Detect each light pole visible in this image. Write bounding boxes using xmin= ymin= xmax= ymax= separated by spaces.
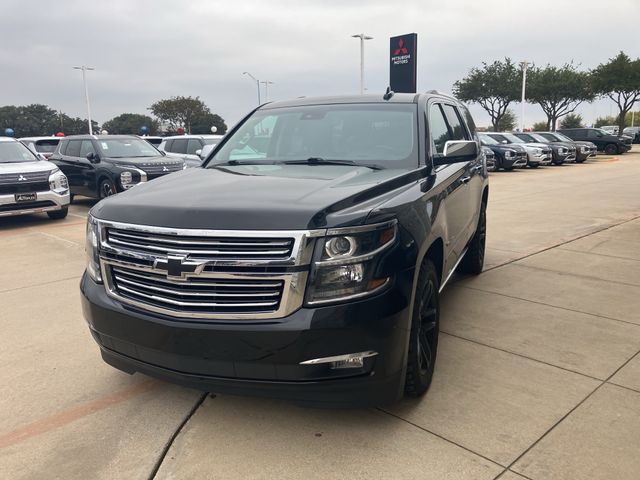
xmin=73 ymin=65 xmax=95 ymax=135
xmin=260 ymin=80 xmax=274 ymax=102
xmin=519 ymin=61 xmax=529 ymax=132
xmin=352 ymin=33 xmax=373 ymax=95
xmin=243 ymin=72 xmax=261 ymax=105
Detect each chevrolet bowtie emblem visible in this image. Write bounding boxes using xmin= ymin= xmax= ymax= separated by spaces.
xmin=153 ymin=255 xmax=206 ymax=279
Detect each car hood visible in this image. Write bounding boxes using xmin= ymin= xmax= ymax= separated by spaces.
xmin=518 ymin=142 xmax=549 ymax=149
xmin=0 ymin=160 xmax=57 ymax=174
xmin=91 ymin=164 xmax=420 ymax=230
xmin=484 ymin=144 xmax=521 ymax=153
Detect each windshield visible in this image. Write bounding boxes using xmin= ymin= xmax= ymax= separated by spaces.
xmin=538 ymin=133 xmax=561 ymax=142
xmin=203 ymin=139 xmax=219 ymax=145
xmin=529 ymin=133 xmax=549 ymax=143
xmin=596 ymin=129 xmax=612 ymax=136
xmin=478 ymin=133 xmax=499 ymax=145
xmin=96 ymin=138 xmax=160 ymax=157
xmin=501 ymin=133 xmax=525 ymax=143
xmin=0 ymin=141 xmax=39 ymax=163
xmin=209 ymin=104 xmax=418 ymax=169
xmin=514 ymin=133 xmax=535 ymax=142
xmin=553 ymin=132 xmax=573 ymax=142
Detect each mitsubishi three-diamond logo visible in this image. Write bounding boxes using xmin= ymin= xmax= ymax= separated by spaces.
xmin=153 ymin=255 xmax=205 ymax=279
xmin=18 ymin=174 xmax=27 ymax=181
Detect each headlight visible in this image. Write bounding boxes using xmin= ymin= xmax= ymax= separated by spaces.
xmin=504 ymin=150 xmax=514 ymax=158
xmin=120 ymin=171 xmax=134 ymax=189
xmin=85 ymin=216 xmax=102 ymax=283
xmin=532 ymin=148 xmax=542 ymax=155
xmin=559 ymin=147 xmax=567 ymax=154
xmin=48 ymin=168 xmax=68 ymax=193
xmin=580 ymin=146 xmax=588 ymax=153
xmin=305 ymin=221 xmax=397 ymax=304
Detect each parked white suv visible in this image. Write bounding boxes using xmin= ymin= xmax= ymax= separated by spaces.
xmin=158 ymin=134 xmax=224 ymax=167
xmin=0 ymin=137 xmax=70 ymax=219
xmin=19 ymin=136 xmax=61 ymax=159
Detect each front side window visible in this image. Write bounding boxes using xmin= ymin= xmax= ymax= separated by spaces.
xmin=429 ymin=104 xmax=451 ymax=154
xmin=80 ymin=140 xmax=96 ymax=157
xmin=442 ymin=104 xmax=469 ymax=141
xmin=209 ymin=104 xmax=418 ymax=169
xmin=187 ymin=139 xmax=203 ymax=155
xmin=171 ymin=139 xmax=188 ymax=154
xmin=0 ymin=141 xmax=39 ymax=163
xmin=96 ymin=138 xmax=160 ymax=158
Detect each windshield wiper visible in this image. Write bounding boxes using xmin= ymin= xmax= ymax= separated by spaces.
xmin=211 ymin=160 xmax=276 ymax=167
xmin=281 ymin=158 xmax=382 ymax=170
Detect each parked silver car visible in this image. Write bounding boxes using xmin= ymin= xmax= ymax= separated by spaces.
xmin=19 ymin=136 xmax=61 ymax=159
xmin=485 ymin=132 xmax=552 ymax=168
xmin=0 ymin=137 xmax=70 ymax=219
xmin=158 ymin=134 xmax=224 ymax=167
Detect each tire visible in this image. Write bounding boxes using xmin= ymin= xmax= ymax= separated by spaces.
xmin=458 ymin=201 xmax=487 ymax=275
xmin=47 ymin=207 xmax=68 ymax=220
xmin=99 ymin=178 xmax=117 ymax=199
xmin=604 ymin=143 xmax=618 ymax=155
xmin=404 ymin=260 xmax=440 ymax=397
xmin=69 ymin=194 xmax=75 ymax=204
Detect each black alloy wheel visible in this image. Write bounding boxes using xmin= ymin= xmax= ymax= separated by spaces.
xmin=458 ymin=201 xmax=486 ymax=275
xmin=99 ymin=179 xmax=117 ymax=199
xmin=405 ymin=260 xmax=440 ymax=397
xmin=604 ymin=143 xmax=618 ymax=155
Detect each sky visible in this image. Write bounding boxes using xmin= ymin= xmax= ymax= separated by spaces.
xmin=2 ymin=0 xmax=639 ymax=130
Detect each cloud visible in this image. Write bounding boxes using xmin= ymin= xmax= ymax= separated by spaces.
xmin=2 ymin=0 xmax=639 ymax=128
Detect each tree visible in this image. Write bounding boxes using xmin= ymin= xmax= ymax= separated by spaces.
xmin=453 ymin=58 xmax=521 ymax=131
xmin=594 ymin=116 xmax=617 ymax=128
xmin=102 ymin=113 xmax=159 ymax=135
xmin=0 ymin=104 xmax=60 ymax=136
xmin=526 ymin=63 xmax=594 ymax=131
xmin=190 ymin=112 xmax=228 ymax=135
xmin=560 ymin=113 xmax=584 ymax=129
xmin=149 ymin=96 xmax=209 ymax=134
xmin=591 ymin=52 xmax=640 ymax=137
xmin=532 ymin=121 xmax=548 ymax=131
xmin=494 ymin=110 xmax=517 ymax=131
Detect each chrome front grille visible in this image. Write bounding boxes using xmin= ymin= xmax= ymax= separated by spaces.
xmin=138 ymin=162 xmax=183 ymax=178
xmin=98 ymin=220 xmax=321 ymax=320
xmin=110 ymin=265 xmax=284 ymax=315
xmin=0 ymin=171 xmax=50 ymax=184
xmin=106 ymin=227 xmax=295 ymax=262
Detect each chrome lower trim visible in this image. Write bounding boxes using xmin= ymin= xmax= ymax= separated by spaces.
xmin=0 ymin=190 xmax=70 ymax=217
xmin=300 ymin=350 xmax=378 ymax=365
xmin=440 ymin=248 xmax=468 ymax=293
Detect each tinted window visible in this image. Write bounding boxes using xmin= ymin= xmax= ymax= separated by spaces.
xmin=34 ymin=139 xmax=59 ymax=153
xmin=80 ymin=140 xmax=96 ymax=157
xmin=587 ymin=130 xmax=600 ymax=139
xmin=187 ymin=139 xmax=203 ymax=155
xmin=96 ymin=138 xmax=159 ymax=157
xmin=66 ymin=140 xmax=82 ymax=157
xmin=538 ymin=133 xmax=558 ymax=142
xmin=460 ymin=105 xmax=477 ymax=135
xmin=488 ymin=133 xmax=508 ymax=143
xmin=429 ymin=104 xmax=451 ymax=154
xmin=442 ymin=105 xmax=469 ymax=140
xmin=171 ymin=139 xmax=188 ymax=154
xmin=161 ymin=139 xmax=172 ymax=151
xmin=57 ymin=140 xmax=68 ymax=155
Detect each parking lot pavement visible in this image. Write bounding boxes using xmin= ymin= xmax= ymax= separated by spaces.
xmin=1 ymin=148 xmax=640 ymax=479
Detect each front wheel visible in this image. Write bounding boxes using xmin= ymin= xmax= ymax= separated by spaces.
xmin=47 ymin=207 xmax=68 ymax=220
xmin=404 ymin=260 xmax=440 ymax=397
xmin=458 ymin=201 xmax=487 ymax=275
xmin=99 ymin=178 xmax=117 ymax=199
xmin=604 ymin=143 xmax=618 ymax=155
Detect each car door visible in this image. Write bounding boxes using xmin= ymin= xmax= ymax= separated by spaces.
xmin=427 ymin=102 xmax=472 ymax=271
xmin=586 ymin=129 xmax=603 ymax=149
xmin=78 ymin=140 xmax=99 ymax=196
xmin=58 ymin=140 xmax=84 ymax=192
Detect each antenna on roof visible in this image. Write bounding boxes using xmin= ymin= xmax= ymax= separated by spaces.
xmin=383 ymin=87 xmax=394 ymax=101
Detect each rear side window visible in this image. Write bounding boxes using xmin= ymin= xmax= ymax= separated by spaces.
xmin=187 ymin=138 xmax=203 ymax=155
xmin=171 ymin=139 xmax=188 ymax=154
xmin=429 ymin=104 xmax=451 ymax=154
xmin=162 ymin=139 xmax=172 ymax=151
xmin=66 ymin=140 xmax=82 ymax=157
xmin=460 ymin=105 xmax=477 ymax=135
xmin=586 ymin=130 xmax=599 ymax=139
xmin=57 ymin=140 xmax=68 ymax=155
xmin=442 ymin=104 xmax=469 ymax=140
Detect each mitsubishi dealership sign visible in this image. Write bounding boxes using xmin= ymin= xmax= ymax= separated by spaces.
xmin=389 ymin=33 xmax=417 ymax=93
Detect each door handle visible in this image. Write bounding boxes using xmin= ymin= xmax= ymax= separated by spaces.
xmin=460 ymin=176 xmax=471 ymax=184
xmin=472 ymin=165 xmax=483 ymax=172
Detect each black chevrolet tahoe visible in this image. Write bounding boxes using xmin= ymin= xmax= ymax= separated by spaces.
xmin=81 ymin=93 xmax=489 ymax=406
xmin=558 ymin=128 xmax=632 ymax=155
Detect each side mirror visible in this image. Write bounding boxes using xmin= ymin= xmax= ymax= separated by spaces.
xmin=86 ymin=152 xmax=100 ymax=163
xmin=501 ymin=140 xmax=508 ymax=144
xmin=434 ymin=140 xmax=478 ymax=166
xmin=199 ymin=144 xmax=216 ymax=160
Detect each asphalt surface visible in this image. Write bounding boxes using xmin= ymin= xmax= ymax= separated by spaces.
xmin=1 ymin=149 xmax=639 ymax=479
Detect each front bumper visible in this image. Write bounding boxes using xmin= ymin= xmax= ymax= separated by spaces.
xmin=0 ymin=189 xmax=70 ymax=218
xmin=528 ymin=153 xmax=553 ymax=166
xmin=81 ymin=268 xmax=414 ymax=406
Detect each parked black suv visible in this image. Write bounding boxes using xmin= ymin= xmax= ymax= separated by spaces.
xmin=513 ymin=132 xmax=575 ymax=165
xmin=478 ymin=133 xmax=528 ymax=170
xmin=558 ymin=128 xmax=632 ymax=155
xmin=50 ymin=135 xmax=184 ymax=199
xmin=81 ymin=93 xmax=489 ymax=406
xmin=535 ymin=131 xmax=597 ymax=163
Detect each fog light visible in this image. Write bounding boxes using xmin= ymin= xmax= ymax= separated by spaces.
xmin=300 ymin=351 xmax=378 ymax=369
